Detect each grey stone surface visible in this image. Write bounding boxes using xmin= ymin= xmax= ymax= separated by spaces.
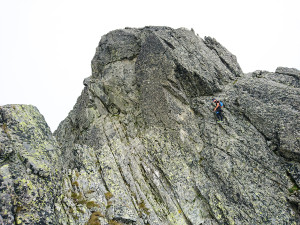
xmin=0 ymin=105 xmax=63 ymax=224
xmin=1 ymin=26 xmax=300 ymax=224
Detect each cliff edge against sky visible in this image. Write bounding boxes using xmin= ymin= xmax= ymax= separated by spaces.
xmin=1 ymin=26 xmax=300 ymax=225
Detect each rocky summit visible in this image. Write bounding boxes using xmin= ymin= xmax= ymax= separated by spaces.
xmin=1 ymin=26 xmax=300 ymax=225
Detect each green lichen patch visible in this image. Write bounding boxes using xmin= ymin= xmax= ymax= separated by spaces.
xmin=73 ymin=215 xmax=79 ymax=220
xmin=104 ymin=191 xmax=113 ymax=200
xmin=2 ymin=123 xmax=11 ymax=138
xmin=71 ymin=192 xmax=87 ymax=204
xmin=72 ymin=181 xmax=79 ymax=187
xmin=86 ymin=201 xmax=100 ymax=209
xmin=2 ymin=123 xmax=8 ymax=134
xmin=138 ymin=200 xmax=150 ymax=215
xmin=16 ymin=206 xmax=23 ymax=213
xmin=87 ymin=190 xmax=96 ymax=194
xmin=87 ymin=211 xmax=104 ymax=225
xmin=288 ymin=184 xmax=299 ymax=194
xmin=77 ymin=207 xmax=85 ymax=214
xmin=106 ymin=201 xmax=113 ymax=209
xmin=108 ymin=220 xmax=123 ymax=225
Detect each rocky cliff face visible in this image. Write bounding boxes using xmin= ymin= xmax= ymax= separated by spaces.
xmin=0 ymin=105 xmax=63 ymax=224
xmin=1 ymin=26 xmax=300 ymax=225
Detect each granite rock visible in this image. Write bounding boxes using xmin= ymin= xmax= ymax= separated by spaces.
xmin=1 ymin=26 xmax=299 ymax=225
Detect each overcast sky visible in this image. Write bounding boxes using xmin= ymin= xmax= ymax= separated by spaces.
xmin=1 ymin=0 xmax=299 ymax=132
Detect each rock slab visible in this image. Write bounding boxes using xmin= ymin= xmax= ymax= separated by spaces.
xmin=1 ymin=26 xmax=300 ymax=224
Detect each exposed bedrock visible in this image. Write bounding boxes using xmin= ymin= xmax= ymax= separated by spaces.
xmin=1 ymin=26 xmax=299 ymax=224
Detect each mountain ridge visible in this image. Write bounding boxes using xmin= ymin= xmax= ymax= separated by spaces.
xmin=1 ymin=26 xmax=300 ymax=225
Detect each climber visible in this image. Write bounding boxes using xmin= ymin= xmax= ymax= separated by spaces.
xmin=212 ymin=98 xmax=223 ymax=122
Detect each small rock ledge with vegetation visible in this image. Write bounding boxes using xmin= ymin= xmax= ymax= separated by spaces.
xmin=1 ymin=26 xmax=300 ymax=225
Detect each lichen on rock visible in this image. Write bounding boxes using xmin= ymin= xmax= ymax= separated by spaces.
xmin=1 ymin=26 xmax=300 ymax=224
xmin=0 ymin=105 xmax=63 ymax=224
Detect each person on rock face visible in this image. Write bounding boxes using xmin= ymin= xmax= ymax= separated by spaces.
xmin=212 ymin=98 xmax=223 ymax=122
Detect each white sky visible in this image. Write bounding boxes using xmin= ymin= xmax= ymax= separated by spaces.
xmin=1 ymin=0 xmax=299 ymax=132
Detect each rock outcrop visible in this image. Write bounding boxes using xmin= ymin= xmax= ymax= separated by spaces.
xmin=0 ymin=105 xmax=63 ymax=224
xmin=1 ymin=26 xmax=299 ymax=225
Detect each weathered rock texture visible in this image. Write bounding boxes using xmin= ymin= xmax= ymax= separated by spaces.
xmin=1 ymin=26 xmax=300 ymax=225
xmin=0 ymin=105 xmax=63 ymax=224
